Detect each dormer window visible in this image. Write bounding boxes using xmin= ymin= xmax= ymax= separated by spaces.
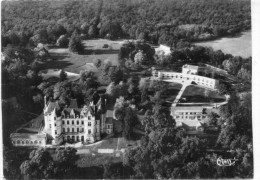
xmin=54 ymin=117 xmax=56 ymax=120
xmin=70 ymin=115 xmax=74 ymax=118
xmin=88 ymin=116 xmax=91 ymax=120
xmin=80 ymin=115 xmax=84 ymax=118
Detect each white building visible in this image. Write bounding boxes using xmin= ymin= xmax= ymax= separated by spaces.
xmin=10 ymin=115 xmax=47 ymax=147
xmin=11 ymin=97 xmax=114 ymax=147
xmin=153 ymin=64 xmax=219 ymax=89
xmin=171 ymin=106 xmax=207 ymax=133
xmin=155 ymin=44 xmax=171 ymax=56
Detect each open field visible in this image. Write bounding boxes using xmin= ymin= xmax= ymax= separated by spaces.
xmin=180 ymin=85 xmax=226 ymax=103
xmin=44 ymin=39 xmax=126 ymax=74
xmin=194 ymin=30 xmax=251 ymax=58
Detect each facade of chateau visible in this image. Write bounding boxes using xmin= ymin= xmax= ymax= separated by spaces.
xmin=10 ymin=97 xmax=113 ymax=147
xmin=153 ymin=64 xmax=219 ymax=90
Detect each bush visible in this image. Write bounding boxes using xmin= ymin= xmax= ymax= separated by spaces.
xmin=103 ymin=44 xmax=109 ymax=48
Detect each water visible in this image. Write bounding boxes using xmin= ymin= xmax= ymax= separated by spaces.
xmin=194 ymin=31 xmax=252 ymax=58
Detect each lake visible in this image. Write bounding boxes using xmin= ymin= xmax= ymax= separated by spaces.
xmin=194 ymin=31 xmax=251 ymax=58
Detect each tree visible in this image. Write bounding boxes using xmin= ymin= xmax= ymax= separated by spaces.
xmin=109 ymin=67 xmax=124 ymax=84
xmin=114 ymin=97 xmax=137 ymax=139
xmin=59 ymin=69 xmax=67 ymax=81
xmin=56 ymin=35 xmax=69 ymax=48
xmin=99 ymin=21 xmax=123 ymax=39
xmin=93 ymin=58 xmax=102 ymax=68
xmin=8 ymin=32 xmax=20 ymax=46
xmin=88 ymin=24 xmax=98 ymax=38
xmin=79 ymin=70 xmax=99 ymax=90
xmin=69 ymin=30 xmax=84 ymax=53
xmin=207 ymin=112 xmax=219 ymax=126
xmin=20 ymin=148 xmax=55 ymax=179
xmin=103 ymin=162 xmax=129 ymax=179
xmin=134 ymin=50 xmax=147 ymax=65
xmin=54 ymin=147 xmax=79 ymax=178
xmin=124 ymin=127 xmax=207 ymax=179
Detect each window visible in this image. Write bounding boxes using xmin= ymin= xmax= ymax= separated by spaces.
xmin=77 ymin=136 xmax=79 ymax=141
xmin=54 ymin=117 xmax=56 ymax=120
xmin=82 ymin=128 xmax=84 ymax=132
xmin=72 ymin=128 xmax=74 ymax=132
xmin=88 ymin=122 xmax=91 ymax=126
xmin=67 ymin=128 xmax=70 ymax=132
xmin=82 ymin=121 xmax=84 ymax=125
xmin=63 ymin=121 xmax=65 ymax=125
xmin=55 ymin=130 xmax=57 ymax=135
xmin=34 ymin=140 xmax=38 ymax=144
xmin=88 ymin=130 xmax=91 ymax=134
xmin=81 ymin=136 xmax=84 ymax=141
xmin=77 ymin=121 xmax=79 ymax=125
xmin=72 ymin=121 xmax=74 ymax=125
xmin=63 ymin=128 xmax=65 ymax=132
xmin=55 ymin=123 xmax=56 ymax=127
xmin=80 ymin=115 xmax=84 ymax=118
xmin=186 ymin=112 xmax=188 ymax=115
xmin=70 ymin=115 xmax=74 ymax=118
xmin=88 ymin=116 xmax=91 ymax=120
xmin=49 ymin=124 xmax=51 ymax=128
xmin=67 ymin=121 xmax=69 ymax=125
xmin=77 ymin=128 xmax=79 ymax=132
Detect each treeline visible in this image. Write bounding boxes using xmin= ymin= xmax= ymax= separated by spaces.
xmin=1 ymin=0 xmax=251 ymax=47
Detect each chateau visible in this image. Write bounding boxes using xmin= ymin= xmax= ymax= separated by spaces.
xmin=10 ymin=97 xmax=113 ymax=147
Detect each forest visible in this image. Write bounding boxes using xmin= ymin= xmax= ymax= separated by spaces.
xmin=1 ymin=0 xmax=251 ymax=47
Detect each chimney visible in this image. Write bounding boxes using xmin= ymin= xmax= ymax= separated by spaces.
xmin=44 ymin=96 xmax=47 ymax=106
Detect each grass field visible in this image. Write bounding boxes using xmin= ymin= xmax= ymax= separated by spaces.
xmin=44 ymin=39 xmax=126 ymax=74
xmin=180 ymin=85 xmax=225 ymax=103
xmin=194 ymin=30 xmax=251 ymax=58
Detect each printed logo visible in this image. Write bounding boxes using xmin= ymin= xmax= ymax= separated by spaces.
xmin=217 ymin=157 xmax=238 ymax=166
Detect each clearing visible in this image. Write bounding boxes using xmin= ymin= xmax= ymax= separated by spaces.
xmin=44 ymin=39 xmax=128 ymax=74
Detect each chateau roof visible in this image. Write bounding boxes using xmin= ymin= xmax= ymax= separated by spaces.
xmin=46 ymin=100 xmax=60 ymax=114
xmin=69 ymin=99 xmax=78 ymax=108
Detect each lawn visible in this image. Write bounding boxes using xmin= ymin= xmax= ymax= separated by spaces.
xmin=180 ymin=85 xmax=225 ymax=103
xmin=43 ymin=39 xmax=126 ymax=74
xmin=161 ymin=82 xmax=183 ymax=102
xmin=77 ymin=153 xmax=122 ymax=168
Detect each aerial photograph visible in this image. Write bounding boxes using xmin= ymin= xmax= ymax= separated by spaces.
xmin=1 ymin=0 xmax=253 ymax=179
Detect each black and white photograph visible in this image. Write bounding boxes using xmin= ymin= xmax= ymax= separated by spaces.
xmin=1 ymin=0 xmax=259 ymax=179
